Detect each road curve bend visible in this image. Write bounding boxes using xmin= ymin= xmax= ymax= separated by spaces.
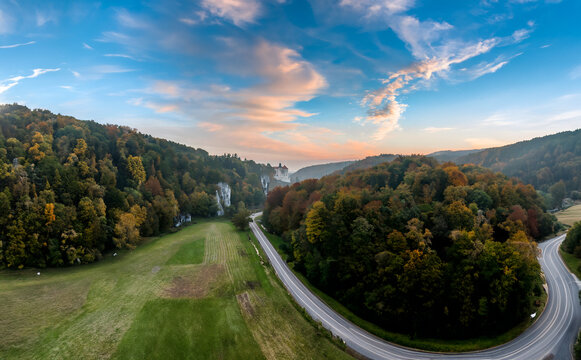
xmin=250 ymin=213 xmax=581 ymax=360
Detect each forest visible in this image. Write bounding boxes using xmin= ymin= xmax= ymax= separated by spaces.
xmin=262 ymin=156 xmax=557 ymax=338
xmin=0 ymin=104 xmax=269 ymax=269
xmin=456 ymin=129 xmax=581 ymax=208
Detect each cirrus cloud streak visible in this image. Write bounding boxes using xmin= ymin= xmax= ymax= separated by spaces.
xmin=0 ymin=68 xmax=60 ymax=94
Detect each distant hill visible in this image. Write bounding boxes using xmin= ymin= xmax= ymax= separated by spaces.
xmin=456 ymin=129 xmax=581 ymax=207
xmin=291 ymin=160 xmax=354 ymax=182
xmin=333 ymin=154 xmax=397 ymax=175
xmin=293 ymin=151 xmax=481 ymax=181
xmin=427 ymin=149 xmax=482 ymax=163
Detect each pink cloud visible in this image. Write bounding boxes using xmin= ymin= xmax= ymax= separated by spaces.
xmin=129 ymin=40 xmax=372 ymax=163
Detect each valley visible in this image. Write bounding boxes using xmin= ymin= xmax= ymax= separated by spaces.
xmin=0 ymin=220 xmax=349 ymax=360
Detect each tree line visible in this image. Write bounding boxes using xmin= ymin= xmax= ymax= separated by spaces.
xmin=0 ymin=104 xmax=269 ymax=269
xmin=262 ymin=156 xmax=557 ymax=338
xmin=456 ymin=128 xmax=581 ymax=208
xmin=562 ymin=222 xmax=581 ymax=264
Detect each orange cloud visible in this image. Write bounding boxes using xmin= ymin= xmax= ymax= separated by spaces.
xmin=129 ymin=40 xmax=374 ymax=164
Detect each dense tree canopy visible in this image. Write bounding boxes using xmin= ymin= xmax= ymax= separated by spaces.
xmin=456 ymin=129 xmax=581 ymax=208
xmin=563 ymin=221 xmax=581 ymax=258
xmin=0 ymin=104 xmax=269 ymax=269
xmin=263 ymin=156 xmax=556 ymax=338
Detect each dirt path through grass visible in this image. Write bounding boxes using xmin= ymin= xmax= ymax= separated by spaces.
xmin=0 ymin=220 xmax=350 ymax=360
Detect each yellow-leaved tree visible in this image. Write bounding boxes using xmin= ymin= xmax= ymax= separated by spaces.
xmin=305 ymin=201 xmax=329 ymax=244
xmin=113 ymin=205 xmax=147 ymax=249
xmin=127 ymin=155 xmax=146 ymax=185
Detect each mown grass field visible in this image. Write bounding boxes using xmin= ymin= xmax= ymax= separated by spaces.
xmin=555 ymin=204 xmax=581 ymax=227
xmin=0 ymin=219 xmax=350 ymax=360
xmin=559 ymin=248 xmax=581 ymax=279
xmin=258 ymin=221 xmax=548 ymax=352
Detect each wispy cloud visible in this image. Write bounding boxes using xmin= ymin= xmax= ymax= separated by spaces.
xmin=547 ymin=110 xmax=581 ymax=122
xmin=423 ymin=127 xmax=454 ymax=133
xmin=482 ymin=113 xmax=516 ymax=126
xmin=126 ymin=40 xmax=374 ymax=161
xmin=97 ymin=31 xmax=133 ymax=46
xmin=0 ymin=9 xmax=14 ymax=34
xmin=570 ymin=65 xmax=581 ymax=80
xmin=338 ymin=0 xmax=414 ymax=16
xmin=138 ymin=40 xmax=326 ymax=125
xmin=115 ymin=9 xmax=152 ymax=30
xmin=511 ymin=28 xmax=532 ymax=42
xmin=201 ymin=0 xmax=261 ymax=26
xmin=465 ymin=137 xmax=507 ymax=148
xmin=35 ymin=9 xmax=57 ymax=27
xmin=0 ymin=68 xmax=60 ymax=94
xmin=339 ymin=0 xmax=536 ymax=140
xmin=70 ymin=65 xmax=135 ymax=80
xmin=83 ymin=42 xmax=93 ymax=50
xmin=179 ymin=11 xmax=207 ymax=26
xmin=104 ymin=53 xmax=138 ymax=61
xmin=360 ymin=37 xmax=501 ymax=140
xmin=180 ymin=17 xmax=197 ymax=25
xmin=389 ymin=15 xmax=454 ymax=59
xmin=476 ymin=91 xmax=581 ymax=133
xmin=0 ymin=41 xmax=36 ymax=49
xmin=92 ymin=65 xmax=135 ymax=74
xmin=465 ymin=52 xmax=523 ymax=80
xmin=469 ymin=60 xmax=508 ymax=79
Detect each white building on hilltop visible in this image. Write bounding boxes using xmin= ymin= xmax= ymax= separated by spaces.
xmin=274 ymin=163 xmax=290 ymax=183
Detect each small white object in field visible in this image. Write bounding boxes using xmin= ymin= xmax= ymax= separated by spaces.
xmin=113 ymin=253 xmax=117 ymax=256
xmin=531 ymin=312 xmax=537 ymax=318
xmin=37 ymin=272 xmax=40 ymax=276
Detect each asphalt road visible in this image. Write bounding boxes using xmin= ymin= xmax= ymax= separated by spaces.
xmin=250 ymin=213 xmax=581 ymax=360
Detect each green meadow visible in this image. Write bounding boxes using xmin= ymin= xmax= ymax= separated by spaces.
xmin=556 ymin=204 xmax=581 ymax=227
xmin=0 ymin=220 xmax=350 ymax=360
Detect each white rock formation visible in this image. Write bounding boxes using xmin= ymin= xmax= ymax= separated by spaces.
xmin=261 ymin=175 xmax=270 ymax=195
xmin=215 ymin=182 xmax=232 ymax=216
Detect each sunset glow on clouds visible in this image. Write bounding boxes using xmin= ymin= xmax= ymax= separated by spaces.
xmin=0 ymin=0 xmax=580 ymax=169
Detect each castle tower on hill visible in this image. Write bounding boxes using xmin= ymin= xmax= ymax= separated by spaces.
xmin=274 ymin=163 xmax=290 ymax=183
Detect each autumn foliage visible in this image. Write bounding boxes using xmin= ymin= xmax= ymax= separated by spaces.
xmin=263 ymin=156 xmax=556 ymax=338
xmin=0 ymin=105 xmax=268 ymax=268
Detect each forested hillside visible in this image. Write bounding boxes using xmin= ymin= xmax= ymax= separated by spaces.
xmin=291 ymin=160 xmax=354 ymax=182
xmin=0 ymin=104 xmax=268 ymax=269
xmin=332 ymin=154 xmax=397 ymax=175
xmin=456 ymin=129 xmax=581 ymax=207
xmin=263 ymin=156 xmax=556 ymax=338
xmin=427 ymin=149 xmax=482 ymax=163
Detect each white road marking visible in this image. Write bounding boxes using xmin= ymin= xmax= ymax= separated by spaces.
xmin=250 ymin=215 xmax=580 ymax=360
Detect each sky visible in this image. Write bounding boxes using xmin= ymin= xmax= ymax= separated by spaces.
xmin=0 ymin=0 xmax=580 ymax=171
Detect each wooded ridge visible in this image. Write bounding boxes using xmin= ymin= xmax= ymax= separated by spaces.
xmin=263 ymin=156 xmax=557 ymax=338
xmin=0 ymin=104 xmax=269 ymax=269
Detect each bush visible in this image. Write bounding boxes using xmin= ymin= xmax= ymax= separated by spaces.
xmin=575 ymin=328 xmax=581 ymax=359
xmin=563 ymin=222 xmax=581 ymax=255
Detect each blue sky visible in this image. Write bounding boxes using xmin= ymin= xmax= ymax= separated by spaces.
xmin=0 ymin=0 xmax=580 ymax=170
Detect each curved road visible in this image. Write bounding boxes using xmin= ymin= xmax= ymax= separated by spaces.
xmin=250 ymin=214 xmax=581 ymax=360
